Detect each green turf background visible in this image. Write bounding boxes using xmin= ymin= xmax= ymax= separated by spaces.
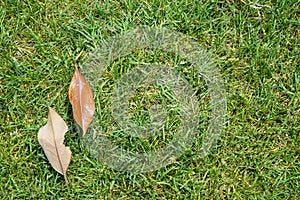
xmin=0 ymin=0 xmax=299 ymax=199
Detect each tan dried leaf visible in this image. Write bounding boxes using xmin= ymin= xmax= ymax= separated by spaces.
xmin=38 ymin=107 xmax=72 ymax=186
xmin=69 ymin=66 xmax=95 ymax=137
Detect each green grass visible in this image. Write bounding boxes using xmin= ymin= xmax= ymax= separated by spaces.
xmin=0 ymin=0 xmax=299 ymax=199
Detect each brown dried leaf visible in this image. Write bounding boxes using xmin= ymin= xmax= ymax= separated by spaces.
xmin=38 ymin=107 xmax=72 ymax=186
xmin=68 ymin=66 xmax=95 ymax=136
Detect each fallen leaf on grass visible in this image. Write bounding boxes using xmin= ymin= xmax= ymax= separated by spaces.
xmin=69 ymin=65 xmax=95 ymax=136
xmin=38 ymin=107 xmax=72 ymax=186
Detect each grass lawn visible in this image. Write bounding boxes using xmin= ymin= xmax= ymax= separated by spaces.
xmin=0 ymin=0 xmax=299 ymax=199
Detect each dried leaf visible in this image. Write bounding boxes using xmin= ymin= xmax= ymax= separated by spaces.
xmin=38 ymin=107 xmax=72 ymax=186
xmin=69 ymin=66 xmax=95 ymax=136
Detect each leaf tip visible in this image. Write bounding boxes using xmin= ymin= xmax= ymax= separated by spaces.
xmin=48 ymin=106 xmax=53 ymax=112
xmin=64 ymin=175 xmax=70 ymax=186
